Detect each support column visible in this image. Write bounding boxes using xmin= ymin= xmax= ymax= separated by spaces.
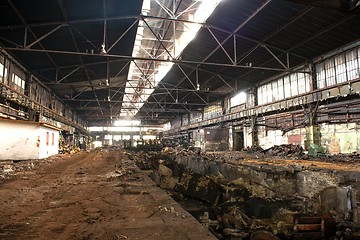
xmin=306 ymin=63 xmax=323 ymax=156
xmin=251 ymin=86 xmax=259 ymax=147
xmin=305 ymin=103 xmax=322 ymax=156
xmin=250 ymin=115 xmax=259 ymax=147
xmin=306 ymin=125 xmax=321 ymax=156
xmin=229 ymin=126 xmax=233 ymax=151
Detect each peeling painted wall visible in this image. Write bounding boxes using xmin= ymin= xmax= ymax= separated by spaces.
xmin=320 ymin=123 xmax=360 ymax=154
xmin=258 ymin=127 xmax=307 ymax=150
xmin=256 ymin=122 xmax=360 ymax=154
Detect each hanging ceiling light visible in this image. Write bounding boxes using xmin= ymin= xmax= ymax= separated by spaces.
xmin=101 ymin=43 xmax=106 ymax=54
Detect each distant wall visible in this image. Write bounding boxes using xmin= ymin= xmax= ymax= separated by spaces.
xmin=320 ymin=123 xmax=360 ymax=154
xmin=255 ymin=123 xmax=360 ymax=154
xmin=258 ymin=127 xmax=307 ymax=150
xmin=204 ymin=127 xmax=229 ymax=151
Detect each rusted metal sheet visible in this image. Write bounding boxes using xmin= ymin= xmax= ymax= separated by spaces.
xmin=294 ymin=215 xmax=322 ymax=224
xmin=294 ymin=214 xmax=336 ymax=240
xmin=294 ymin=223 xmax=322 ymax=232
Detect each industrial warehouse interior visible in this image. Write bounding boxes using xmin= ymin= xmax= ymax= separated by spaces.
xmin=1 ymin=0 xmax=360 ymax=239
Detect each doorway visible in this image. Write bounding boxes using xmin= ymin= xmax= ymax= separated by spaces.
xmin=233 ymin=130 xmax=244 ymax=151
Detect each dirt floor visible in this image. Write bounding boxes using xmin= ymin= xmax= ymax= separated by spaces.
xmin=0 ymin=149 xmax=216 ymax=240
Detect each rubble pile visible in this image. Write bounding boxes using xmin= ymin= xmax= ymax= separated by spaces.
xmin=58 ymin=135 xmax=81 ymax=154
xmin=59 ymin=145 xmax=81 ymax=154
xmin=0 ymin=155 xmax=62 ymax=178
xmin=262 ymin=144 xmax=304 ymax=158
xmin=0 ymin=161 xmax=38 ymax=177
xmin=321 ymin=152 xmax=360 ymax=164
xmin=243 ymin=145 xmax=264 ymax=153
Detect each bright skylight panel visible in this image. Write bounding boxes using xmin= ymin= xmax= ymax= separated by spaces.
xmin=121 ymin=0 xmax=223 ymax=118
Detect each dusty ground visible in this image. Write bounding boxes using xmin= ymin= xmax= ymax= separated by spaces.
xmin=0 ymin=149 xmax=216 ymax=240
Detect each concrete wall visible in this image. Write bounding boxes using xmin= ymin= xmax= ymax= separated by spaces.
xmin=175 ymin=155 xmax=359 ymax=224
xmin=204 ymin=127 xmax=229 ymax=151
xmin=244 ymin=126 xmax=253 ymax=148
xmin=0 ymin=120 xmax=59 ymax=160
xmin=228 ymin=127 xmax=233 ymax=151
xmin=191 ymin=129 xmax=204 ymax=148
xmin=0 ymin=120 xmax=39 ymax=160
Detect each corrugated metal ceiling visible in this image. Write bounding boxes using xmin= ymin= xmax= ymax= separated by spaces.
xmin=0 ymin=0 xmax=359 ymax=125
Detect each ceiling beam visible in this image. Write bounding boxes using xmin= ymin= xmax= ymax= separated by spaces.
xmin=73 ymin=107 xmax=189 ymax=113
xmin=0 ymin=47 xmax=290 ymax=73
xmin=7 ymin=0 xmax=68 ymax=81
xmin=62 ymin=98 xmax=208 ymax=105
xmin=0 ymin=14 xmax=207 ymax=30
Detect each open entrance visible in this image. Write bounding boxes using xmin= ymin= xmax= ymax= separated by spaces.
xmin=233 ymin=130 xmax=244 ymax=151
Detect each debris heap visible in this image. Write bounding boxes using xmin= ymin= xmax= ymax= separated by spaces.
xmin=262 ymin=144 xmax=304 ymax=158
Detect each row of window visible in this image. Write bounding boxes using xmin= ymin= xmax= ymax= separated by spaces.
xmin=257 ymin=46 xmax=360 ymax=105
xmin=104 ymin=134 xmax=157 ymax=141
xmin=12 ymin=73 xmax=25 ymax=89
xmin=0 ymin=55 xmax=26 ymax=93
xmin=203 ymin=103 xmax=222 ymax=120
xmin=172 ymin=45 xmax=360 ymax=129
xmin=316 ymin=47 xmax=360 ymax=88
xmin=257 ymin=69 xmax=312 ymax=105
xmin=1 ymin=51 xmax=87 ymax=127
xmin=230 ymin=92 xmax=246 ymax=107
xmin=190 ymin=111 xmax=202 ymax=123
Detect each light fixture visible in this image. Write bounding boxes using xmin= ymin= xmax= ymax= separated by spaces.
xmin=101 ymin=43 xmax=106 ymax=54
xmin=196 ymin=68 xmax=200 ymax=90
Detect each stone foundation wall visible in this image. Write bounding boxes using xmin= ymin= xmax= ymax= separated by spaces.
xmin=175 ymin=155 xmax=359 ymax=225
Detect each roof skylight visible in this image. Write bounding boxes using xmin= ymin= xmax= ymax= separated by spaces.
xmin=120 ymin=0 xmax=223 ymax=118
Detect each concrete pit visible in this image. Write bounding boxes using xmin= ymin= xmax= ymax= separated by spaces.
xmin=133 ymin=149 xmax=360 ymax=240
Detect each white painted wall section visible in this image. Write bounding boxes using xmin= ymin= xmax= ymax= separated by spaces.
xmin=0 ymin=119 xmax=59 ymax=160
xmin=38 ymin=126 xmax=59 ymax=159
xmin=0 ymin=120 xmax=39 ymax=160
xmin=258 ymin=127 xmax=306 ymax=150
